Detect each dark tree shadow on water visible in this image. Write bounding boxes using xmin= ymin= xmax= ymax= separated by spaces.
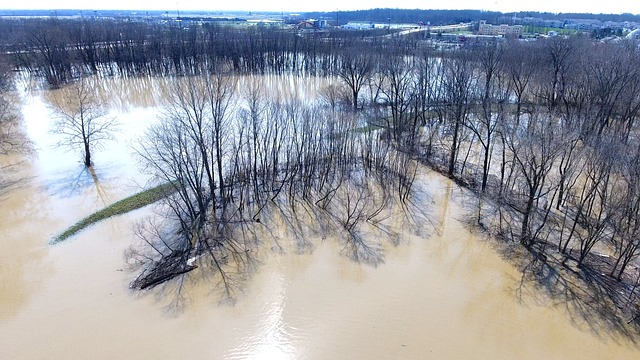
xmin=140 ymin=256 xmax=257 ymax=315
xmin=126 ymin=212 xmax=260 ymax=314
xmin=125 ymin=180 xmax=434 ymax=311
xmin=452 ymin=182 xmax=640 ymax=345
xmin=0 ymin=176 xmax=30 ymax=201
xmin=510 ymin=243 xmax=640 ymax=346
xmin=42 ymin=164 xmax=120 ymax=208
xmin=0 ymin=161 xmax=34 ymax=200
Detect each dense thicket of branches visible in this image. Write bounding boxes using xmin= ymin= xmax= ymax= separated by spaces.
xmin=4 ymin=18 xmax=408 ymax=87
xmin=3 ymin=18 xmax=639 ymax=320
xmin=130 ymin=73 xmax=420 ymax=300
xmin=0 ymin=54 xmax=26 ymax=156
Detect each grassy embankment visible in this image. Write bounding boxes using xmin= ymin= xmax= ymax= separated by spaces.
xmin=52 ymin=182 xmax=176 ymax=244
xmin=523 ymin=26 xmax=580 ymax=35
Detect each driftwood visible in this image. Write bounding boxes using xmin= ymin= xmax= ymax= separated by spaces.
xmin=130 ymin=250 xmax=197 ymax=290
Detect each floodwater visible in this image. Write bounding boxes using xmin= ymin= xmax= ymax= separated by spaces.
xmin=1 ymin=76 xmax=639 ymax=359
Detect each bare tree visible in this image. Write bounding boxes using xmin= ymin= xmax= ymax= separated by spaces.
xmin=133 ymin=75 xmax=251 ymax=298
xmin=505 ymin=109 xmax=563 ymax=246
xmin=413 ymin=48 xmax=443 ymax=158
xmin=0 ymin=57 xmax=26 ymax=155
xmin=441 ymin=50 xmax=476 ymax=176
xmin=26 ymin=19 xmax=72 ymax=87
xmin=204 ymin=71 xmax=237 ymax=206
xmin=466 ymin=42 xmax=508 ymax=192
xmin=379 ymin=55 xmax=416 ymax=145
xmin=49 ymin=77 xmax=118 ymax=167
xmin=505 ymin=41 xmax=537 ymax=126
xmin=534 ymin=37 xmax=582 ymax=111
xmin=610 ymin=151 xmax=640 ymax=280
xmin=336 ymin=48 xmax=373 ymax=110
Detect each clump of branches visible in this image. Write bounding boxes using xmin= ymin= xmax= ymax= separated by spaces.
xmin=130 ymin=71 xmax=422 ymax=301
xmin=0 ymin=55 xmax=29 ymax=156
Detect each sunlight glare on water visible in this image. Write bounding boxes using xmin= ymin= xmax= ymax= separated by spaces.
xmin=225 ymin=257 xmax=300 ymax=360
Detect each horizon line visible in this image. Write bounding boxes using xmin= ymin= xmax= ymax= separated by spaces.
xmin=0 ymin=8 xmax=638 ymax=16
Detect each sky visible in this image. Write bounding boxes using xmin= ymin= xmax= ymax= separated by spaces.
xmin=2 ymin=1 xmax=639 ymax=15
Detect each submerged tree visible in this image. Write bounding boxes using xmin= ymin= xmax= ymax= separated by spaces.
xmin=49 ymin=77 xmax=117 ymax=167
xmin=26 ymin=18 xmax=72 ymax=88
xmin=0 ymin=57 xmax=24 ymax=155
xmin=504 ymin=109 xmax=563 ymax=246
xmin=337 ymin=48 xmax=373 ymax=110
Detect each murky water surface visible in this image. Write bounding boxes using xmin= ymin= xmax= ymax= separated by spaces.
xmin=1 ymin=76 xmax=639 ymax=359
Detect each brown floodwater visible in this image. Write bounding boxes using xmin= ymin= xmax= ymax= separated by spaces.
xmin=1 ymin=76 xmax=639 ymax=359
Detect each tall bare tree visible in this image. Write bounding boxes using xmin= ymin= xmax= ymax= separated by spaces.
xmin=0 ymin=57 xmax=30 ymax=156
xmin=466 ymin=42 xmax=508 ymax=192
xmin=26 ymin=19 xmax=72 ymax=87
xmin=49 ymin=77 xmax=118 ymax=167
xmin=337 ymin=48 xmax=373 ymax=110
xmin=441 ymin=50 xmax=475 ymax=176
xmin=505 ymin=109 xmax=563 ymax=246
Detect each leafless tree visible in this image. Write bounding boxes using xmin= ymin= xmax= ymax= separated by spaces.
xmin=466 ymin=42 xmax=508 ymax=192
xmin=379 ymin=55 xmax=417 ymax=146
xmin=609 ymin=150 xmax=640 ymax=280
xmin=534 ymin=37 xmax=583 ymax=111
xmin=49 ymin=77 xmax=117 ymax=167
xmin=413 ymin=48 xmax=444 ymax=158
xmin=26 ymin=19 xmax=73 ymax=87
xmin=204 ymin=70 xmax=237 ymax=206
xmin=336 ymin=48 xmax=373 ymax=110
xmin=504 ymin=109 xmax=563 ymax=246
xmin=504 ymin=41 xmax=537 ymax=126
xmin=0 ymin=57 xmax=27 ymax=155
xmin=441 ymin=50 xmax=476 ymax=176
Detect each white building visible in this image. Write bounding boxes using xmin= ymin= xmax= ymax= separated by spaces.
xmin=478 ymin=20 xmax=523 ymax=37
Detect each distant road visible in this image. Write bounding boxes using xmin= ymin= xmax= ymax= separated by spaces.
xmin=385 ymin=23 xmax=473 ymax=37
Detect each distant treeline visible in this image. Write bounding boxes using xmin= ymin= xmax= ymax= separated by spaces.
xmin=305 ymin=8 xmax=640 ymax=25
xmin=0 ymin=18 xmax=365 ymax=87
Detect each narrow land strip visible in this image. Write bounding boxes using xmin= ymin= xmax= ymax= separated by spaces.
xmin=52 ymin=182 xmax=176 ymax=244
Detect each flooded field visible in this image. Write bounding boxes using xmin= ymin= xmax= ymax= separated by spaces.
xmin=1 ymin=76 xmax=639 ymax=359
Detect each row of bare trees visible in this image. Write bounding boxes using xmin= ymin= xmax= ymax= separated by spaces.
xmin=5 ymin=18 xmax=404 ymax=87
xmin=294 ymin=34 xmax=640 ymax=308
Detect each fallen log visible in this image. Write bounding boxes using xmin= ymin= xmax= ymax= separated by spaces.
xmin=130 ymin=250 xmax=198 ymax=290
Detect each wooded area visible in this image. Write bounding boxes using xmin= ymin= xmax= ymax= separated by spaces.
xmin=1 ymin=17 xmax=639 ymax=325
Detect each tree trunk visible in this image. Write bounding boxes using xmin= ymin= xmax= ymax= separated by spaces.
xmin=481 ymin=141 xmax=490 ymax=192
xmin=448 ymin=118 xmax=460 ymax=176
xmin=84 ymin=140 xmax=91 ymax=167
xmin=352 ymin=88 xmax=358 ymax=110
xmin=520 ymin=188 xmax=536 ymax=246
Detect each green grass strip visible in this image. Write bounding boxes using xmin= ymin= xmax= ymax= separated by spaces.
xmin=52 ymin=182 xmax=177 ymax=244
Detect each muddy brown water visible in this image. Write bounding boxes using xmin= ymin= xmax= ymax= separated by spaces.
xmin=1 ymin=77 xmax=639 ymax=359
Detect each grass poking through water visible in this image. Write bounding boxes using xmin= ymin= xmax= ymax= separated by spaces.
xmin=52 ymin=182 xmax=176 ymax=244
